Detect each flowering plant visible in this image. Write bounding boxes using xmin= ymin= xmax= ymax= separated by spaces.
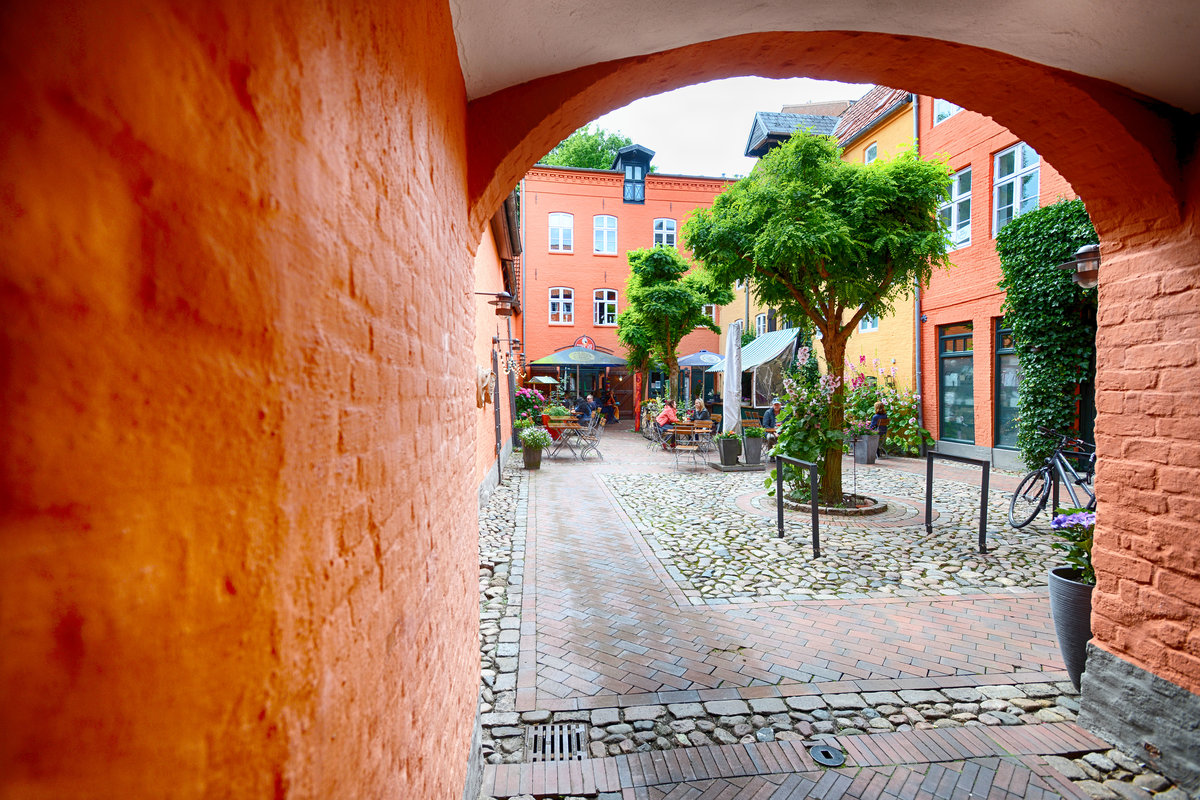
xmin=519 ymin=426 xmax=553 ymax=450
xmin=842 ymin=356 xmax=932 ymax=455
xmin=844 ymin=419 xmax=874 ymax=440
xmin=1051 ymin=508 xmax=1096 ymax=585
xmin=516 ymin=386 xmax=546 ymax=422
xmin=764 ymin=347 xmax=843 ymax=500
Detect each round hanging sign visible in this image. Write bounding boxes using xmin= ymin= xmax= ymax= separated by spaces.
xmin=574 ymin=336 xmax=596 ymax=350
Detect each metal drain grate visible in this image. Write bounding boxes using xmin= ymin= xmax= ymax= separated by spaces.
xmin=526 ymin=723 xmax=587 ymax=761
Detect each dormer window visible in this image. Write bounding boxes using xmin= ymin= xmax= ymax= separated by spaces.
xmin=611 ymin=144 xmax=655 ymax=205
xmin=623 ymin=165 xmax=645 ymax=202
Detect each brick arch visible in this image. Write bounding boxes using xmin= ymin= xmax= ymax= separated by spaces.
xmin=467 ymin=30 xmax=1185 ymax=246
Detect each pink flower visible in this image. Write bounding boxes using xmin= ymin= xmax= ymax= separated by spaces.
xmin=860 ymin=355 xmax=867 ymax=364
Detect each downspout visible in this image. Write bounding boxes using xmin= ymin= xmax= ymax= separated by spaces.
xmin=911 ymin=93 xmax=926 ymax=445
xmin=519 ymin=179 xmax=527 ymax=378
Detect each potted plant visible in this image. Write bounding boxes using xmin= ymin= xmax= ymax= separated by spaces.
xmin=541 ymin=404 xmax=571 ymax=439
xmin=714 ymin=431 xmax=741 ymax=467
xmin=846 ymin=419 xmax=878 ymax=464
xmin=1048 ymin=508 xmax=1096 ymax=690
xmin=513 ymin=417 xmax=533 ymax=450
xmin=743 ymin=427 xmax=766 ymax=465
xmin=520 ymin=426 xmax=552 ymax=469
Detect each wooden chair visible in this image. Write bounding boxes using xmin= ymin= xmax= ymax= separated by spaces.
xmin=692 ymin=420 xmax=716 ymax=454
xmin=672 ymin=422 xmax=702 ymax=470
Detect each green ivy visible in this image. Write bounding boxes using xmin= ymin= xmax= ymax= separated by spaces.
xmin=996 ymin=199 xmax=1097 ymax=467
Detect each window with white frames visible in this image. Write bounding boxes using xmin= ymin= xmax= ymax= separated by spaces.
xmin=859 ymin=315 xmax=880 ymax=332
xmin=653 ymin=218 xmax=677 ymax=247
xmin=593 ymin=289 xmax=618 ymax=326
xmin=755 ymin=313 xmax=768 ymax=336
xmin=593 ymin=215 xmax=617 ymax=254
xmin=702 ymin=304 xmax=716 ymax=323
xmin=939 ymin=167 xmax=972 ymax=249
xmin=933 ymin=99 xmax=964 ymax=124
xmin=864 ymin=142 xmax=878 ymax=164
xmin=549 ymin=287 xmax=574 ymax=324
xmin=993 ymin=143 xmax=1040 ymax=234
xmin=548 ymin=213 xmax=573 ymax=252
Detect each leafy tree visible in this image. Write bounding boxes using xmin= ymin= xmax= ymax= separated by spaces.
xmin=685 ymin=133 xmax=951 ymax=503
xmin=617 ymin=247 xmax=733 ymax=399
xmin=996 ymin=199 xmax=1098 ymax=466
xmin=539 ymin=124 xmax=635 ymax=170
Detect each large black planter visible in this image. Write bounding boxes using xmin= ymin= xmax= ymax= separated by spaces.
xmin=743 ymin=436 xmax=764 ymax=465
xmin=717 ymin=439 xmax=741 ymax=466
xmin=1048 ymin=565 xmax=1094 ymax=690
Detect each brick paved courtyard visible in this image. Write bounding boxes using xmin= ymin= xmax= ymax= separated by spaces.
xmin=477 ymin=429 xmax=1183 ymax=799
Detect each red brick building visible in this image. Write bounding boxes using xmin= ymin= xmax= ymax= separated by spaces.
xmin=520 ymin=147 xmax=733 ymax=405
xmin=917 ymin=98 xmax=1077 ymax=469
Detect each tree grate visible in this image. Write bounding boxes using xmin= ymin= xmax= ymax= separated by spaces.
xmin=526 ymin=723 xmax=587 ymax=761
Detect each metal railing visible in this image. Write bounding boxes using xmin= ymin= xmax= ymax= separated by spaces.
xmin=924 ymin=452 xmax=991 ymax=553
xmin=774 ymin=455 xmax=821 ymax=557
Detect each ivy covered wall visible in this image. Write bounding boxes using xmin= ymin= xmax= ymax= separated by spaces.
xmin=996 ymin=199 xmax=1098 ymax=466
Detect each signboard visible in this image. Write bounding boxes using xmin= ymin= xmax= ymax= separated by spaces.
xmin=574 ymin=336 xmax=596 ymax=350
xmin=634 ymin=371 xmax=643 ymax=432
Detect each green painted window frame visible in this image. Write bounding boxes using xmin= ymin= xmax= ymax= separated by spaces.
xmin=938 ymin=322 xmax=975 ymax=444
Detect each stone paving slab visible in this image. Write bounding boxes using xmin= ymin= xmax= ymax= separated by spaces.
xmin=477 ymin=430 xmax=1189 ymax=799
xmin=481 ymin=721 xmax=1106 ymax=798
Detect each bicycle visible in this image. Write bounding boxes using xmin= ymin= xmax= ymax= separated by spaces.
xmin=1008 ymin=427 xmax=1096 ymax=529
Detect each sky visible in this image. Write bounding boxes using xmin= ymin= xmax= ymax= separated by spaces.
xmin=592 ymin=76 xmax=874 ymax=179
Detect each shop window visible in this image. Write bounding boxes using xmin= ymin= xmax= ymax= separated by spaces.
xmin=939 ymin=322 xmax=975 ymax=443
xmin=995 ymin=325 xmax=1021 ymax=449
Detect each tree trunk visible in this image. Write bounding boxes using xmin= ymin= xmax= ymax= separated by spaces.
xmin=819 ymin=333 xmax=847 ymax=505
xmin=666 ymin=355 xmax=680 ymax=403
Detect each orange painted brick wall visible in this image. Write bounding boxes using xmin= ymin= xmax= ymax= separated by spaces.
xmin=473 ymin=223 xmax=519 ymax=489
xmin=1090 ymin=204 xmax=1200 ymax=695
xmin=918 ymin=100 xmax=1076 ymax=450
xmin=522 ymin=167 xmax=731 ymax=366
xmin=0 ymin=1 xmax=479 ymax=796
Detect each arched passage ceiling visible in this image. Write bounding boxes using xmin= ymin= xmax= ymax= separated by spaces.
xmin=449 ymin=0 xmax=1200 ymax=113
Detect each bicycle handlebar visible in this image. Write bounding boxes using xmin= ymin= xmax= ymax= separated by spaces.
xmin=1036 ymin=426 xmax=1095 ymax=451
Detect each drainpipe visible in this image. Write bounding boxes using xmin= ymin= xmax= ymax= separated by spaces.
xmin=519 ymin=179 xmax=527 ymax=374
xmin=911 ymin=93 xmax=926 ymax=443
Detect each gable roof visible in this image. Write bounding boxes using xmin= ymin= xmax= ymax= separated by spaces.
xmin=833 ymin=86 xmax=912 ymax=147
xmin=744 ymin=111 xmax=840 ymax=157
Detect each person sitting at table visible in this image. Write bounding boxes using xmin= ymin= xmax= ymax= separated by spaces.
xmin=762 ymin=397 xmax=785 ymax=444
xmin=689 ymin=397 xmax=710 ymax=421
xmin=655 ymin=399 xmax=679 ymax=448
xmin=573 ymin=395 xmax=594 ymax=424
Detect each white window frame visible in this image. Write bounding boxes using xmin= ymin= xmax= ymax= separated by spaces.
xmin=653 ymin=218 xmax=677 ymax=248
xmin=702 ymin=304 xmax=716 ymax=323
xmin=933 ymin=99 xmax=964 ymax=125
xmin=549 ymin=287 xmax=574 ymax=325
xmin=864 ymin=142 xmax=878 ymax=164
xmin=593 ymin=214 xmax=617 ymax=254
xmin=939 ymin=167 xmax=972 ymax=249
xmin=859 ymin=315 xmax=880 ymax=333
xmin=755 ymin=313 xmax=768 ymax=337
xmin=548 ymin=212 xmax=573 ymax=253
xmin=593 ymin=288 xmax=618 ymax=326
xmin=993 ymin=143 xmax=1040 ymax=235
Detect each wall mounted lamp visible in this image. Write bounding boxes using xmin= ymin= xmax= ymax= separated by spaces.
xmin=474 ymin=290 xmax=515 ymax=316
xmin=1057 ymin=244 xmax=1101 ymax=289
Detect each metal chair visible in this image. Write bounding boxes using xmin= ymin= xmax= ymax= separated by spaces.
xmin=579 ymin=416 xmax=606 ymax=459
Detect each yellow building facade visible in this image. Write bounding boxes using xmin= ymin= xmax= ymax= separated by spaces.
xmin=718 ymin=88 xmax=920 ymax=392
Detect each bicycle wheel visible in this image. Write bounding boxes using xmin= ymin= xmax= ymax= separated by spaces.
xmin=1009 ymin=468 xmax=1051 ymax=528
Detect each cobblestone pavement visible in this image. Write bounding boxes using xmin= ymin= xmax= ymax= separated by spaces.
xmin=478 ymin=429 xmax=1190 ymax=800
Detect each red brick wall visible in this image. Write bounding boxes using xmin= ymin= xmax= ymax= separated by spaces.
xmin=918 ymin=101 xmax=1076 ymax=449
xmin=473 ymin=222 xmax=519 ymax=489
xmin=0 ymin=1 xmax=479 ymax=796
xmin=522 ymin=167 xmax=729 ymax=372
xmin=1090 ymin=208 xmax=1200 ymax=694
